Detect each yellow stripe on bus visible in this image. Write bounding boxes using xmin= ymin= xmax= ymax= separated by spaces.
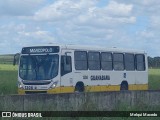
xmin=129 ymin=84 xmax=148 ymax=90
xmin=85 ymin=85 xmax=120 ymax=92
xmin=18 ymin=84 xmax=148 ymax=94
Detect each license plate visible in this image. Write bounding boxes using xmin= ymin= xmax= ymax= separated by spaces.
xmin=24 ymin=86 xmax=34 ymax=90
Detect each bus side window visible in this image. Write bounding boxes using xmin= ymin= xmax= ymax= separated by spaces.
xmin=101 ymin=52 xmax=113 ymax=70
xmin=61 ymin=56 xmax=72 ymax=76
xmin=74 ymin=51 xmax=88 ymax=70
xmin=113 ymin=53 xmax=124 ymax=71
xmin=88 ymin=52 xmax=101 ymax=70
xmin=124 ymin=53 xmax=135 ymax=71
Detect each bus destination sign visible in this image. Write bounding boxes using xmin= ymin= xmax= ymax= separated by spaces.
xmin=22 ymin=46 xmax=59 ymax=54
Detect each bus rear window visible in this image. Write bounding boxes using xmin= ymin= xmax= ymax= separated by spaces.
xmin=136 ymin=54 xmax=145 ymax=71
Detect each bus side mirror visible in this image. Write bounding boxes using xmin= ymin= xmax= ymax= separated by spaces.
xmin=13 ymin=53 xmax=20 ymax=66
xmin=13 ymin=58 xmax=16 ymax=66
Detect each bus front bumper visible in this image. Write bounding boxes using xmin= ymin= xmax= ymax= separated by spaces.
xmin=18 ymin=87 xmax=74 ymax=95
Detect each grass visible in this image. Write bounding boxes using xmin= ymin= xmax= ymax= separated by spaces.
xmin=0 ymin=54 xmax=159 ymax=120
xmin=0 ymin=64 xmax=160 ymax=95
xmin=148 ymin=69 xmax=160 ymax=90
xmin=0 ymin=64 xmax=18 ymax=71
xmin=0 ymin=64 xmax=160 ymax=120
xmin=0 ymin=54 xmax=14 ymax=64
xmin=0 ymin=64 xmax=18 ymax=95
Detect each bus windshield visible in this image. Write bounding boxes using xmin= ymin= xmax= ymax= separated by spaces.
xmin=19 ymin=54 xmax=59 ymax=80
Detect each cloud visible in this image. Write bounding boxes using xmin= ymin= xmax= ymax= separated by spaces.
xmin=34 ymin=0 xmax=97 ymax=21
xmin=1 ymin=0 xmax=137 ymax=54
xmin=150 ymin=16 xmax=160 ymax=30
xmin=0 ymin=22 xmax=56 ymax=54
xmin=34 ymin=0 xmax=135 ymax=25
xmin=33 ymin=0 xmax=136 ymax=44
xmin=0 ymin=0 xmax=160 ymax=56
xmin=18 ymin=30 xmax=55 ymax=43
xmin=104 ymin=1 xmax=133 ymax=17
xmin=0 ymin=0 xmax=44 ymax=16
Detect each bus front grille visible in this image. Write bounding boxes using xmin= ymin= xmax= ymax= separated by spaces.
xmin=25 ymin=91 xmax=47 ymax=94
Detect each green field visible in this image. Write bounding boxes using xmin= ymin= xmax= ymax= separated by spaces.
xmin=0 ymin=54 xmax=14 ymax=64
xmin=0 ymin=64 xmax=18 ymax=95
xmin=148 ymin=69 xmax=160 ymax=90
xmin=0 ymin=64 xmax=160 ymax=120
xmin=0 ymin=64 xmax=160 ymax=95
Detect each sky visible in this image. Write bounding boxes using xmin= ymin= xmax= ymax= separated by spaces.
xmin=0 ymin=0 xmax=160 ymax=57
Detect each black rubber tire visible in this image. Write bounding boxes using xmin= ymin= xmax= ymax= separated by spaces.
xmin=120 ymin=84 xmax=128 ymax=90
xmin=75 ymin=83 xmax=84 ymax=92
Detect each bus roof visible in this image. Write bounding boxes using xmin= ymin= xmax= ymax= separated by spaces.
xmin=64 ymin=45 xmax=146 ymax=54
xmin=22 ymin=44 xmax=146 ymax=54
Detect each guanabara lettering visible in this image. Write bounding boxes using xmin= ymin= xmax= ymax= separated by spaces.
xmin=91 ymin=75 xmax=110 ymax=80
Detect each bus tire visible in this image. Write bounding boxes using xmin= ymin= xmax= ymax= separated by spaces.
xmin=75 ymin=82 xmax=84 ymax=92
xmin=120 ymin=81 xmax=128 ymax=90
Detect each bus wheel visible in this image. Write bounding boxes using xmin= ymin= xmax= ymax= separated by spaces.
xmin=75 ymin=82 xmax=84 ymax=92
xmin=120 ymin=81 xmax=128 ymax=90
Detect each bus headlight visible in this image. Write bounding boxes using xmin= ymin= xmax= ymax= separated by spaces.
xmin=18 ymin=81 xmax=23 ymax=89
xmin=49 ymin=81 xmax=58 ymax=89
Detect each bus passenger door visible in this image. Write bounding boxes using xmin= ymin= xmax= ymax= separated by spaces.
xmin=60 ymin=50 xmax=74 ymax=93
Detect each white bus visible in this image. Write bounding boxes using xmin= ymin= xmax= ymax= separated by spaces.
xmin=14 ymin=45 xmax=148 ymax=94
